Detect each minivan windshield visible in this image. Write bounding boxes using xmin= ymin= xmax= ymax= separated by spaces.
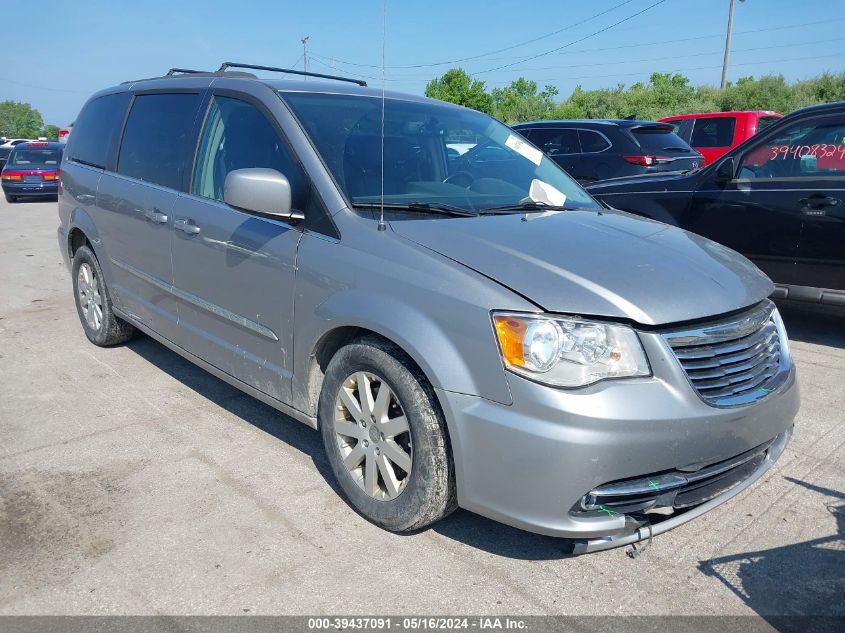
xmin=281 ymin=91 xmax=599 ymax=213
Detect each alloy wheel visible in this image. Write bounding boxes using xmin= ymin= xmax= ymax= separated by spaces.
xmin=77 ymin=262 xmax=103 ymax=331
xmin=333 ymin=371 xmax=413 ymax=501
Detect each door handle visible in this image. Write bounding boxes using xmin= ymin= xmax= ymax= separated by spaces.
xmin=799 ymin=195 xmax=840 ymax=210
xmin=144 ymin=208 xmax=168 ymax=224
xmin=174 ymin=218 xmax=200 ymax=235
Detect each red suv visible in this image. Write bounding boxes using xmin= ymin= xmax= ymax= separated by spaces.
xmin=660 ymin=111 xmax=782 ymax=165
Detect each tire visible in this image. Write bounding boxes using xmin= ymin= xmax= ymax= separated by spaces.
xmin=71 ymin=245 xmax=135 ymax=346
xmin=5 ymin=194 xmax=16 ymax=203
xmin=319 ymin=336 xmax=457 ymax=532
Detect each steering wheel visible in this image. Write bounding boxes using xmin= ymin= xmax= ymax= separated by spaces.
xmin=443 ymin=171 xmax=475 ymax=188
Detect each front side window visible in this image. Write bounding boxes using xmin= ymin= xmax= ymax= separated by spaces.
xmin=690 ymin=117 xmax=736 ymax=148
xmin=117 ymin=93 xmax=201 ymax=190
xmin=281 ymin=92 xmax=598 ymax=212
xmin=192 ymin=96 xmax=308 ymax=209
xmin=529 ymin=128 xmax=580 ymax=155
xmin=738 ymin=114 xmax=845 ymax=179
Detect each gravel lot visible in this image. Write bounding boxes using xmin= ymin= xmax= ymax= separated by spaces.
xmin=0 ymin=197 xmax=842 ymax=617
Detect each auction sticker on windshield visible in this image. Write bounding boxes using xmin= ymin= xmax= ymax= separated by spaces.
xmin=505 ymin=133 xmax=543 ymax=165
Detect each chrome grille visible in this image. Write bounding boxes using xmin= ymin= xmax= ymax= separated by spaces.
xmin=663 ymin=300 xmax=788 ymax=407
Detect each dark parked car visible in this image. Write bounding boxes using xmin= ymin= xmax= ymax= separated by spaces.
xmin=1 ymin=141 xmax=63 ymax=202
xmin=587 ymin=101 xmax=845 ymax=307
xmin=512 ymin=119 xmax=703 ymax=183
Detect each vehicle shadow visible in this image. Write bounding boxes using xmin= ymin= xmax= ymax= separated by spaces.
xmin=776 ymin=302 xmax=845 ymax=349
xmin=124 ymin=334 xmax=341 ymax=496
xmin=698 ymin=478 xmax=845 ymax=628
xmin=7 ymin=196 xmax=57 ymax=204
xmin=124 ymin=333 xmax=575 ymax=560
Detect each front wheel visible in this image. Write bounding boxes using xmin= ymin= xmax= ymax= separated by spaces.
xmin=319 ymin=336 xmax=457 ymax=532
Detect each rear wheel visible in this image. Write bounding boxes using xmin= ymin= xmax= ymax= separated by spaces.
xmin=72 ymin=245 xmax=135 ymax=346
xmin=319 ymin=336 xmax=457 ymax=532
xmin=5 ymin=194 xmax=16 ymax=203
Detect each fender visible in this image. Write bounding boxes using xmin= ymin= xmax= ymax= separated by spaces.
xmin=292 ymin=288 xmax=515 ymax=418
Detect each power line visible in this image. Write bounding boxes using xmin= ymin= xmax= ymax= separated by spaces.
xmin=477 ymin=51 xmax=845 ymax=87
xmin=457 ymin=36 xmax=845 ymax=76
xmin=0 ymin=78 xmax=90 ymax=95
xmin=310 ymin=0 xmax=636 ymax=70
xmin=314 ymin=15 xmax=845 ymax=77
xmin=310 ymin=31 xmax=845 ymax=85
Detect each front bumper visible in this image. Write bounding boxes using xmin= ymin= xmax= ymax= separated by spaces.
xmin=2 ymin=181 xmax=59 ymax=197
xmin=436 ymin=329 xmax=799 ymax=549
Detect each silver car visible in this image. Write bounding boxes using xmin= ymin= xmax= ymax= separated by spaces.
xmin=57 ymin=64 xmax=798 ymax=554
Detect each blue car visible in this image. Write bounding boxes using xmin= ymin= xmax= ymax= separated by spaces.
xmin=1 ymin=141 xmax=63 ymax=202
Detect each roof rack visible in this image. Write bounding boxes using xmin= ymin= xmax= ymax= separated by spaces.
xmin=217 ymin=62 xmax=367 ymax=87
xmin=166 ymin=68 xmax=205 ymax=76
xmin=122 ymin=62 xmax=367 ymax=87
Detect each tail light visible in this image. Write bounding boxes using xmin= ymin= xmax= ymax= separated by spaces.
xmin=623 ymin=155 xmax=671 ymax=167
xmin=1 ymin=170 xmax=60 ymax=181
xmin=58 ymin=129 xmax=70 ymax=138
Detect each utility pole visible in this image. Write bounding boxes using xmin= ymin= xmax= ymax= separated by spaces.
xmin=721 ymin=0 xmax=744 ymax=90
xmin=301 ymin=36 xmax=310 ymax=78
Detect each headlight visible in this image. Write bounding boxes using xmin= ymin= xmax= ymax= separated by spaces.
xmin=493 ymin=312 xmax=650 ymax=387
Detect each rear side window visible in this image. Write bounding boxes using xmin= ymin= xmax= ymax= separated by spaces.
xmin=757 ymin=116 xmax=781 ymax=133
xmin=578 ymin=129 xmax=611 ymax=153
xmin=528 ymin=128 xmax=580 ymax=155
xmin=631 ymin=127 xmax=691 ymax=153
xmin=690 ymin=117 xmax=736 ymax=148
xmin=68 ymin=93 xmax=131 ymax=169
xmin=117 ymin=93 xmax=201 ymax=190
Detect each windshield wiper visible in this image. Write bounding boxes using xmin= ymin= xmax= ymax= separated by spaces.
xmin=352 ymin=202 xmax=478 ymax=217
xmin=480 ymin=201 xmax=581 ymax=215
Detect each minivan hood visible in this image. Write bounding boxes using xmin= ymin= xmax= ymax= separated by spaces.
xmin=391 ymin=209 xmax=773 ymax=326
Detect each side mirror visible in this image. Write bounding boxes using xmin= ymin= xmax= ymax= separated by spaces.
xmin=223 ymin=168 xmax=304 ymax=221
xmin=715 ymin=157 xmax=736 ymax=183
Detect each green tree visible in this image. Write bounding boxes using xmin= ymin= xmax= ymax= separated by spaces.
xmin=0 ymin=101 xmax=44 ymax=138
xmin=491 ymin=78 xmax=558 ymax=123
xmin=41 ymin=125 xmax=60 ymax=140
xmin=425 ymin=69 xmax=493 ymax=114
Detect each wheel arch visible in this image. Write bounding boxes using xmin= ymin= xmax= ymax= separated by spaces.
xmin=294 ymin=289 xmax=512 ymax=424
xmin=67 ymin=207 xmax=102 ymax=259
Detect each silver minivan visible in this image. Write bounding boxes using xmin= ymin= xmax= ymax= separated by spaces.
xmin=58 ymin=64 xmax=799 ymax=554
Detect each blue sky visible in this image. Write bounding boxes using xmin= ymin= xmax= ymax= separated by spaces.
xmin=2 ymin=0 xmax=844 ymax=126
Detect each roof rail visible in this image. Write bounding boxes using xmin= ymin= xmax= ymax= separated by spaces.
xmin=166 ymin=68 xmax=206 ymax=76
xmin=217 ymin=62 xmax=367 ymax=87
